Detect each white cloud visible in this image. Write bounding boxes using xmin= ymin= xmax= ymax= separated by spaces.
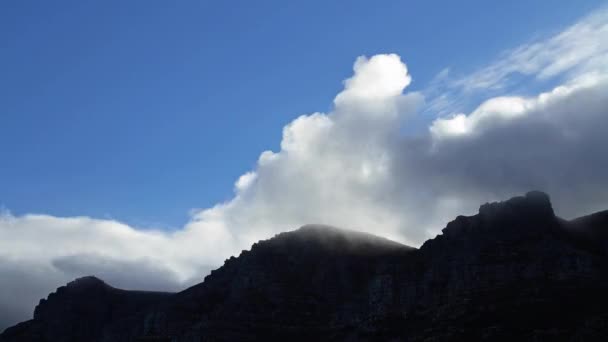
xmin=426 ymin=6 xmax=608 ymax=116
xmin=3 ymin=8 xmax=608 ymax=331
xmin=334 ymin=54 xmax=412 ymax=113
xmin=234 ymin=171 xmax=257 ymax=193
xmin=458 ymin=7 xmax=608 ymax=90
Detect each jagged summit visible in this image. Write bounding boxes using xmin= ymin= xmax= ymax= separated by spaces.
xmin=436 ymin=190 xmax=557 ymax=241
xmin=478 ymin=190 xmax=555 ymax=220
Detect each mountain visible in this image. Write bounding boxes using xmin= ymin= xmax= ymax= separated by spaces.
xmin=2 ymin=191 xmax=608 ymax=341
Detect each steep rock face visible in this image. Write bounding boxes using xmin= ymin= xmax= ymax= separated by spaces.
xmin=380 ymin=192 xmax=608 ymax=340
xmin=2 ymin=192 xmax=608 ymax=341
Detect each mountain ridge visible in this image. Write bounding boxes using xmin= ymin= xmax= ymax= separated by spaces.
xmin=3 ymin=191 xmax=608 ymax=341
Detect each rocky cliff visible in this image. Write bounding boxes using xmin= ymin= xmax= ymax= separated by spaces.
xmin=2 ymin=191 xmax=608 ymax=341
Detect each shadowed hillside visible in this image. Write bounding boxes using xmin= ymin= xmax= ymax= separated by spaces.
xmin=3 ymin=192 xmax=608 ymax=341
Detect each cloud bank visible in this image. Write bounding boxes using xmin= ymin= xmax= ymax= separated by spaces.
xmin=2 ymin=8 xmax=608 ymax=330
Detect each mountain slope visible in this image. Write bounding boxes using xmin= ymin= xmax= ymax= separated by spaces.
xmin=0 ymin=277 xmax=172 ymax=342
xmin=2 ymin=192 xmax=608 ymax=341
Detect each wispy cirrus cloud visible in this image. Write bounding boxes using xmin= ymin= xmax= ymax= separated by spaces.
xmin=425 ymin=6 xmax=608 ymax=116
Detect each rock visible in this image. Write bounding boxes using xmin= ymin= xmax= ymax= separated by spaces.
xmin=1 ymin=276 xmax=172 ymax=342
xmin=3 ymin=192 xmax=608 ymax=341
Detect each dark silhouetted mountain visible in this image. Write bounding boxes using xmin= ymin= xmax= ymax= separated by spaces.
xmin=3 ymin=191 xmax=608 ymax=341
xmin=0 ymin=276 xmax=172 ymax=342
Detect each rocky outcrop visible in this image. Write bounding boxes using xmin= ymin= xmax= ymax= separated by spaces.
xmin=0 ymin=277 xmax=172 ymax=342
xmin=389 ymin=192 xmax=608 ymax=340
xmin=2 ymin=192 xmax=608 ymax=341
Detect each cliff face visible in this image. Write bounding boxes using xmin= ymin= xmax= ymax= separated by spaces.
xmin=387 ymin=192 xmax=608 ymax=341
xmin=3 ymin=192 xmax=608 ymax=341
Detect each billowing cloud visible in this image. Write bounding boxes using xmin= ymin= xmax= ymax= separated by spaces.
xmin=2 ymin=8 xmax=608 ymax=331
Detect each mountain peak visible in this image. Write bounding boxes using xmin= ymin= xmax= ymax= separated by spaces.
xmin=65 ymin=276 xmax=108 ymax=289
xmin=479 ymin=190 xmax=554 ymax=219
xmin=524 ymin=190 xmax=552 ymax=206
xmin=255 ymin=223 xmax=413 ymax=256
xmin=437 ymin=191 xmax=556 ymax=241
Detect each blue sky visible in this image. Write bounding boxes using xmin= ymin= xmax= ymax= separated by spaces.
xmin=0 ymin=0 xmax=605 ymax=228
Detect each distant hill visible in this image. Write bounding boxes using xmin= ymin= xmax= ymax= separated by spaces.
xmin=3 ymin=191 xmax=608 ymax=341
